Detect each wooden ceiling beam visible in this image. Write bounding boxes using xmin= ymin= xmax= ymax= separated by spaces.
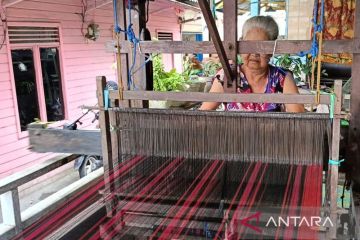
xmin=198 ymin=0 xmax=234 ymax=87
xmin=2 ymin=0 xmax=24 ymax=8
xmin=86 ymin=0 xmax=112 ymax=12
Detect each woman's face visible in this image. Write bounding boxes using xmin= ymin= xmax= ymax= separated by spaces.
xmin=241 ymin=28 xmax=271 ymax=71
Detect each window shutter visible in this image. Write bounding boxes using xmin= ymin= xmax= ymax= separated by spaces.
xmin=8 ymin=26 xmax=60 ymax=44
xmin=157 ymin=32 xmax=173 ymax=41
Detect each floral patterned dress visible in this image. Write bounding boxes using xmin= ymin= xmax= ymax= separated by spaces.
xmin=217 ymin=65 xmax=287 ymax=112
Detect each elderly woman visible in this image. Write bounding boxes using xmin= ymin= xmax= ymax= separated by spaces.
xmin=199 ymin=16 xmax=305 ymax=112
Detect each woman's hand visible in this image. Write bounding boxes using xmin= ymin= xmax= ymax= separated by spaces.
xmin=198 ymin=78 xmax=224 ymax=110
xmin=283 ymin=73 xmax=305 ymax=113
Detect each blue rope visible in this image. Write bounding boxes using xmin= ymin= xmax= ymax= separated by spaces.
xmin=329 ymin=159 xmax=345 ymax=166
xmin=211 ymin=0 xmax=217 ymax=19
xmin=298 ymin=0 xmax=324 ymax=58
xmin=125 ymin=0 xmax=139 ymax=45
xmin=113 ymin=0 xmax=142 ymax=89
xmin=329 ymin=93 xmax=335 ymax=119
xmin=127 ymin=0 xmax=142 ymax=89
xmin=132 ymin=55 xmax=153 ymax=76
xmin=104 ymin=90 xmax=109 ymax=110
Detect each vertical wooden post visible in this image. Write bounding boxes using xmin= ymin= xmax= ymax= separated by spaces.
xmin=109 ymin=98 xmax=120 ymax=192
xmin=328 ymin=80 xmax=342 ymax=239
xmin=347 ymin=0 xmax=360 ymax=186
xmin=223 ymin=0 xmax=238 ymax=92
xmin=131 ymin=7 xmax=146 ymax=108
xmin=115 ymin=0 xmax=129 ymax=108
xmin=96 ymin=76 xmax=114 ymax=217
xmin=119 ymin=1 xmax=146 ymax=108
xmin=1 ymin=189 xmax=22 ymax=233
xmin=198 ymin=0 xmax=233 ymax=86
xmin=138 ymin=0 xmax=152 ymax=108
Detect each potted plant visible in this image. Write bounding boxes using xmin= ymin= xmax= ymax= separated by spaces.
xmin=201 ymin=59 xmax=222 ymax=92
xmin=272 ymin=54 xmax=327 ymax=86
xmin=151 ymin=54 xmax=187 ymax=108
xmin=182 ymin=55 xmax=204 ymax=92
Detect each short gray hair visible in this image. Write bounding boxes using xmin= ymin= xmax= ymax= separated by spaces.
xmin=242 ymin=16 xmax=279 ymax=40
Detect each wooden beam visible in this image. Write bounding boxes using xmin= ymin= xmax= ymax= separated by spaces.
xmin=21 ymin=168 xmax=103 ymax=228
xmin=328 ymin=80 xmax=342 ymax=239
xmin=43 ymin=200 xmax=105 ymax=240
xmin=0 ymin=190 xmax=22 ymax=233
xmin=116 ymin=0 xmax=130 ymax=108
xmin=166 ymin=0 xmax=200 ymax=11
xmin=223 ymin=0 xmax=238 ymax=92
xmin=86 ymin=0 xmax=112 ymax=12
xmin=347 ymin=0 xmax=360 ymax=186
xmin=109 ymin=99 xmax=121 ymax=192
xmin=138 ymin=0 xmax=152 ymax=108
xmin=2 ymin=0 xmax=24 ymax=7
xmin=0 ymin=154 xmax=78 ymax=195
xmin=129 ymin=6 xmax=145 ymax=108
xmin=28 ymin=129 xmax=101 ymax=155
xmin=96 ymin=76 xmax=114 ymax=217
xmin=0 ymin=167 xmax=102 ymax=239
xmin=198 ymin=0 xmax=233 ymax=85
xmin=116 ymin=39 xmax=360 ymax=54
xmin=0 ymin=224 xmax=13 ymax=239
xmin=111 ymin=90 xmax=332 ymax=104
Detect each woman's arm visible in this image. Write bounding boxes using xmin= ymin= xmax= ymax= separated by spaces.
xmin=198 ymin=78 xmax=224 ymax=110
xmin=283 ymin=73 xmax=305 ymax=112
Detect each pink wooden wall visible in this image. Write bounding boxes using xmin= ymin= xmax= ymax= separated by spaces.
xmin=0 ymin=0 xmax=184 ymax=179
xmin=147 ymin=0 xmax=182 ymax=72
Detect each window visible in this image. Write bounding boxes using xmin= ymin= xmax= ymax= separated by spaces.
xmin=40 ymin=48 xmax=64 ymax=122
xmin=156 ymin=31 xmax=175 ymax=70
xmin=12 ymin=49 xmax=39 ymax=131
xmin=157 ymin=32 xmax=173 ymax=41
xmin=9 ymin=24 xmax=64 ymax=132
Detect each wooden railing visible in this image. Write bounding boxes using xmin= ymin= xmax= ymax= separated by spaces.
xmin=0 ymin=154 xmax=103 ymax=239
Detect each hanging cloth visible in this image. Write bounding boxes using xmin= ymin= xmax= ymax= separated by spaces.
xmin=319 ymin=0 xmax=356 ymax=65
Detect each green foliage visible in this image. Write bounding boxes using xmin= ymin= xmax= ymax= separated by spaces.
xmin=203 ymin=60 xmax=221 ymax=77
xmin=237 ymin=55 xmax=243 ymax=65
xmin=273 ymin=54 xmax=327 ymax=83
xmin=153 ymin=54 xmax=186 ymax=92
xmin=273 ymin=54 xmax=307 ymax=82
xmin=201 ymin=56 xmax=240 ymax=77
xmin=182 ymin=55 xmax=202 ymax=81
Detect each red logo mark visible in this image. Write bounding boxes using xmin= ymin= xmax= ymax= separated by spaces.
xmin=239 ymin=212 xmax=262 ymax=233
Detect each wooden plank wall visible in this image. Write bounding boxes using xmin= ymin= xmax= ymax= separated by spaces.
xmin=146 ymin=0 xmax=182 ymax=72
xmin=0 ymin=0 xmax=116 ymax=178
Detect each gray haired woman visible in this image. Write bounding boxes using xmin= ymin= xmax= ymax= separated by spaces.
xmin=200 ymin=16 xmax=304 ymax=112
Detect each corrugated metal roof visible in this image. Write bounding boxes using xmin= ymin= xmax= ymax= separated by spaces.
xmin=173 ymin=0 xmax=286 ymax=14
xmin=216 ymin=0 xmax=286 ymax=13
xmin=174 ymin=0 xmax=199 ymax=7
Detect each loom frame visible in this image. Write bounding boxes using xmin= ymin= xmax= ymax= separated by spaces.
xmin=96 ymin=77 xmax=343 ymax=239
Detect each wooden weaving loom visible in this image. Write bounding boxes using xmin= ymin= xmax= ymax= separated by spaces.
xmin=86 ymin=0 xmax=345 ymax=238
xmin=93 ymin=80 xmax=342 ymax=239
